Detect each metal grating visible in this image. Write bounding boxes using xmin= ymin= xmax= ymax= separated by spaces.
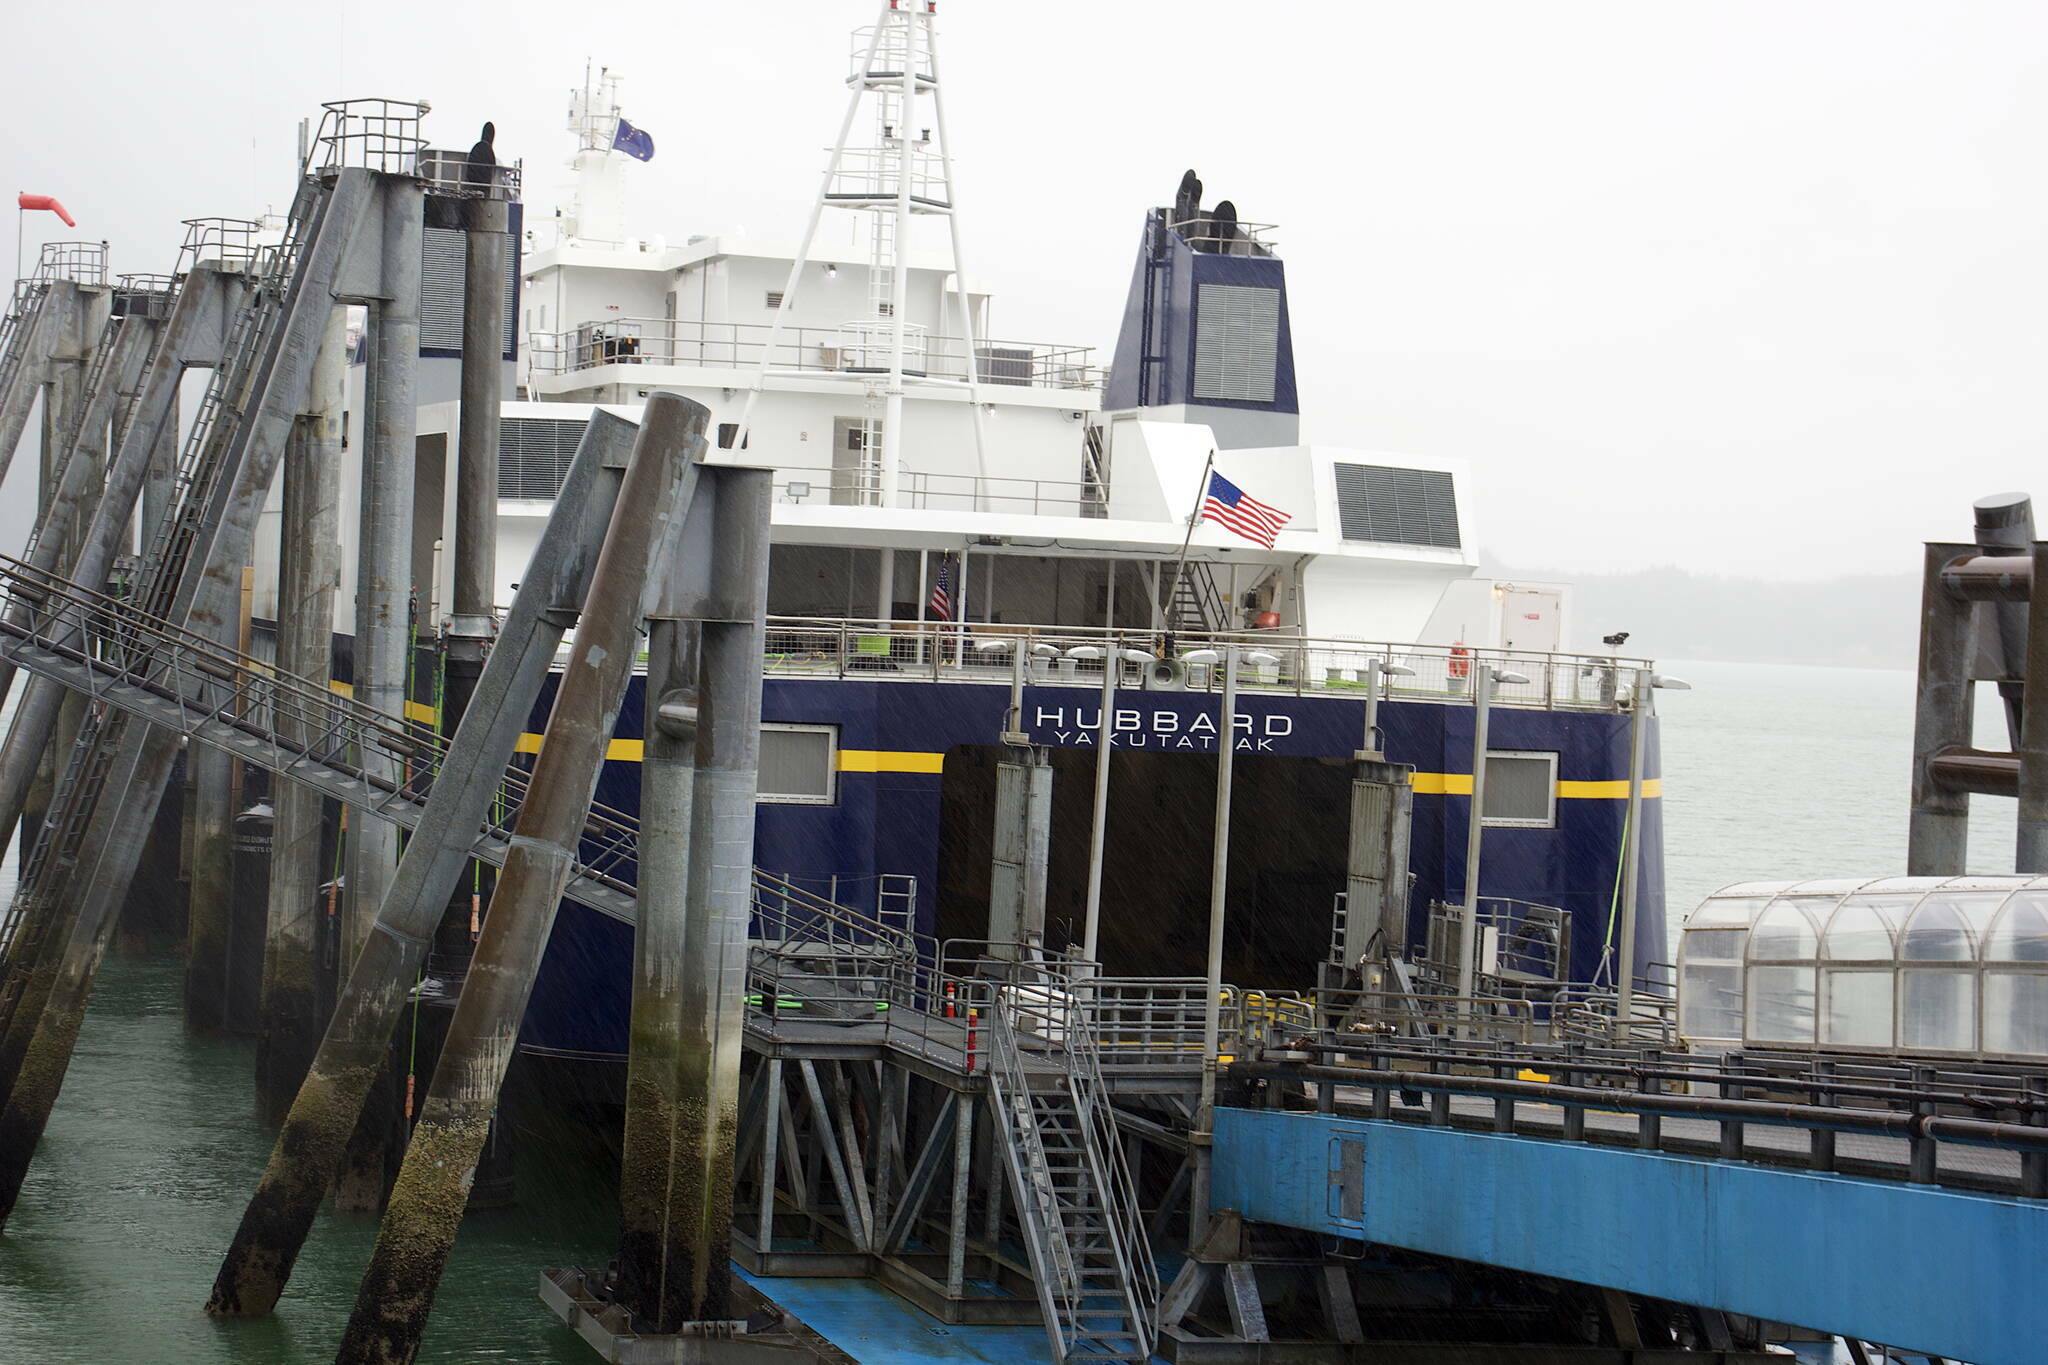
xmin=1333 ymin=462 xmax=1461 ymax=548
xmin=1192 ymin=283 xmax=1279 ymax=402
xmin=498 ymin=417 xmax=583 ymax=499
xmin=419 ymin=225 xmax=519 ymax=355
xmin=1481 ymin=753 xmax=1556 ymax=827
xmin=976 ymin=346 xmax=1032 ymax=386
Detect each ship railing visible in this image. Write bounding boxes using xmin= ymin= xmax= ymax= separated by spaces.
xmin=771 ymin=468 xmax=1105 ymax=517
xmin=759 ymin=615 xmax=1652 ymax=714
xmin=824 ymin=146 xmax=951 ymax=207
xmin=1167 ymin=213 xmax=1279 ymax=257
xmin=527 ymin=316 xmax=1102 ymax=391
xmin=306 ymin=98 xmax=426 ymax=177
xmin=848 ymin=22 xmax=935 ymax=84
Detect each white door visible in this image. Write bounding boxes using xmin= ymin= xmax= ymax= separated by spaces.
xmin=1499 ymin=587 xmax=1561 ymax=653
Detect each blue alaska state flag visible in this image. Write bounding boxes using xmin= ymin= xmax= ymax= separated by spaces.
xmin=612 ymin=117 xmax=655 ymax=162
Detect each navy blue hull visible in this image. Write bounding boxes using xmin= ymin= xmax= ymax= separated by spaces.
xmin=521 ymin=677 xmax=1665 ymax=1058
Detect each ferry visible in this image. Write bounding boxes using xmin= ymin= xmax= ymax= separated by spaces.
xmin=257 ymin=11 xmax=1669 ymax=1061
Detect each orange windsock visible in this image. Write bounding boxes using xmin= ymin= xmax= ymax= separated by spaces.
xmin=17 ymin=194 xmax=75 ymax=227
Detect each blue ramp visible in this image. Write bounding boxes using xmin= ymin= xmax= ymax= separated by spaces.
xmin=1212 ymin=1107 xmax=2048 ymax=1365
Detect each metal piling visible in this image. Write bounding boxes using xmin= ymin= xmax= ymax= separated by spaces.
xmin=334 ymin=394 xmax=704 ymax=1365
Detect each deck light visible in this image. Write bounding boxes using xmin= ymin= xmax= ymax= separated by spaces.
xmin=1179 ymin=649 xmax=1220 ymax=664
xmin=1062 ymin=645 xmax=1102 ymax=660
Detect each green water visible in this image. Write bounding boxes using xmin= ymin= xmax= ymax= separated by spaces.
xmin=0 ymin=954 xmax=616 ymax=1364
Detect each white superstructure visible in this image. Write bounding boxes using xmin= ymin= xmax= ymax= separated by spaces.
xmin=406 ymin=6 xmax=1561 ymax=656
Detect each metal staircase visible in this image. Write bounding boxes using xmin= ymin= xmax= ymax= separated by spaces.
xmin=22 ymin=310 xmax=124 ymax=564
xmin=1165 ymin=560 xmax=1229 ymax=637
xmin=984 ymin=976 xmax=1159 ymax=1363
xmin=0 ymin=172 xmax=345 ymax=973
xmin=0 ymin=282 xmax=51 ymax=432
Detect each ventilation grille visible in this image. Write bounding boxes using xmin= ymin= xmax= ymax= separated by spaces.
xmin=499 ymin=417 xmax=583 ymax=500
xmin=976 ymin=346 xmax=1033 ymax=386
xmin=1332 ymin=463 xmax=1461 ymax=548
xmin=1192 ymin=283 xmax=1279 ymax=402
xmin=420 ymin=225 xmax=518 ymax=355
xmin=765 ymin=291 xmax=785 ymax=310
xmin=1482 ymin=753 xmax=1556 ymax=827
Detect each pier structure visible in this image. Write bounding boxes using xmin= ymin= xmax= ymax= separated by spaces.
xmin=0 ymin=88 xmax=2042 ymax=1365
xmin=0 ymin=98 xmax=531 ymax=1227
xmin=1909 ymin=498 xmax=2048 ymax=874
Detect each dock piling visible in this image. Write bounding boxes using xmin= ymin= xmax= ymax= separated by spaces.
xmin=206 ymin=410 xmax=639 ymax=1316
xmin=256 ymin=304 xmax=346 ymax=1119
xmin=335 ymin=394 xmax=705 ymax=1364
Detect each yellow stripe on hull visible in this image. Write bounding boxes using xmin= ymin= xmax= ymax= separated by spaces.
xmin=486 ymin=736 xmax=1662 ymax=795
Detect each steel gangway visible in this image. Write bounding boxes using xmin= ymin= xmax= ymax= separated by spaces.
xmin=984 ymin=972 xmax=1160 ymax=1363
xmin=0 ymin=549 xmax=933 ymax=968
xmin=0 ymin=548 xmax=644 ymax=954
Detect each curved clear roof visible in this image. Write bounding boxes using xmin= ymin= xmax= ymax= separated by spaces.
xmin=1676 ymin=875 xmax=2048 ymax=1057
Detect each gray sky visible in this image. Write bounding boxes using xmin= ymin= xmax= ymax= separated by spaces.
xmin=6 ymin=0 xmax=2045 ymax=579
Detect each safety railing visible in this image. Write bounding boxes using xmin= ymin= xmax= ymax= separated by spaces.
xmin=978 ymin=958 xmax=1161 ymax=1361
xmin=177 ymin=218 xmax=262 ymax=276
xmin=849 ymin=21 xmax=935 ymax=84
xmin=414 ymin=147 xmax=523 ymax=201
xmin=1240 ymin=1040 xmax=2048 ymax=1199
xmin=1316 ymin=984 xmax=1558 ymax=1046
xmin=0 ymin=549 xmax=652 ymax=925
xmin=306 ymin=98 xmax=426 ymax=176
xmin=1168 ymin=213 xmax=1279 ymax=257
xmin=826 ymin=146 xmax=950 ymax=206
xmin=112 ymin=274 xmax=177 ymax=320
xmin=772 ymin=468 xmax=1106 ymax=516
xmin=32 ymin=241 xmax=109 ymax=287
xmin=528 ymin=316 xmax=1102 ymax=391
xmin=1423 ymin=897 xmax=1574 ymax=987
xmin=757 ymin=615 xmax=1652 ymax=715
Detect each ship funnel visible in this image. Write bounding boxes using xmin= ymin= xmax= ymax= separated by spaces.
xmin=1102 ymin=173 xmax=1299 ymax=450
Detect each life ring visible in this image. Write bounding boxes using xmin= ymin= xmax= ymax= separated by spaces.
xmin=1448 ymin=643 xmax=1471 ymax=680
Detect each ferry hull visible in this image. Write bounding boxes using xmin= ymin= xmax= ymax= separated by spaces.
xmin=521 ymin=676 xmax=1663 ymax=1059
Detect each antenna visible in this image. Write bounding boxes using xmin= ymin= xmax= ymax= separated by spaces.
xmin=736 ymin=1 xmax=989 ymax=517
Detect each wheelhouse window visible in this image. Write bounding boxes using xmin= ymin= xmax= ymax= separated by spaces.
xmin=759 ymin=724 xmax=838 ymax=805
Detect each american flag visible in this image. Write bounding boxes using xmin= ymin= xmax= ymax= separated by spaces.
xmin=928 ymin=554 xmax=953 ymax=621
xmin=1200 ymin=471 xmax=1292 ymax=549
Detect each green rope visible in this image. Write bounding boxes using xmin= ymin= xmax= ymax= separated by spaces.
xmin=1600 ymin=804 xmax=1631 ymax=981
